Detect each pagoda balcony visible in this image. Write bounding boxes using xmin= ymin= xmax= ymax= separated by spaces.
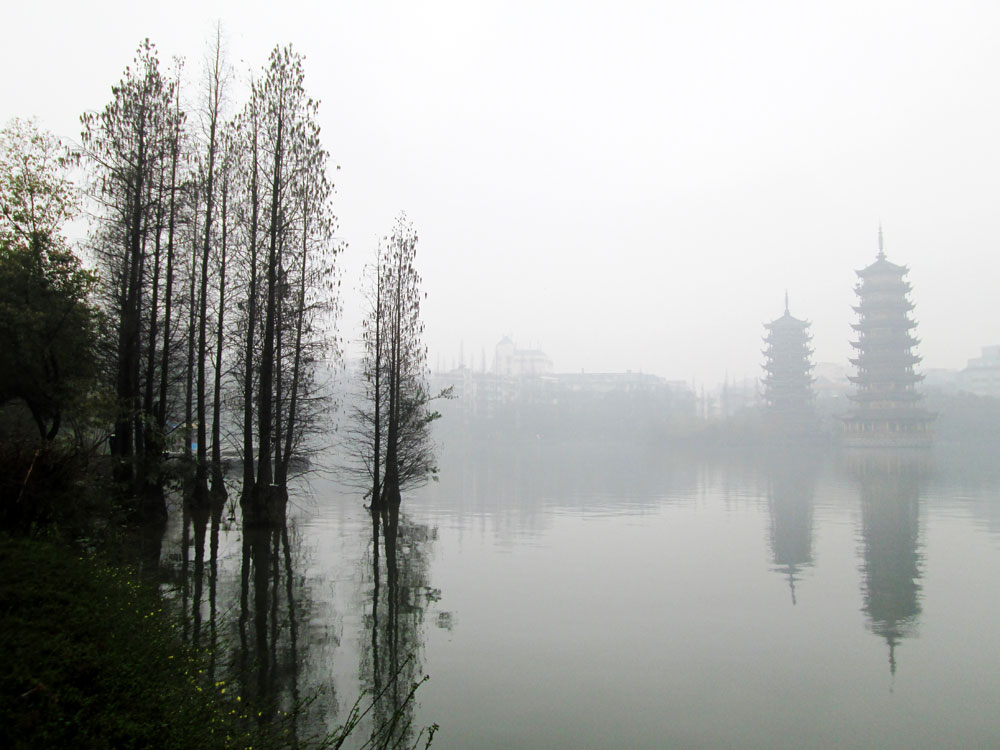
xmin=763 ymin=351 xmax=814 ymax=362
xmin=854 ymin=280 xmax=912 ymax=295
xmin=851 ymin=318 xmax=917 ymax=332
xmin=848 ymin=391 xmax=921 ymax=404
xmin=849 ymin=352 xmax=921 ymax=366
xmin=850 ymin=337 xmax=919 ymax=350
xmin=763 ymin=380 xmax=815 ymax=392
xmin=848 ymin=372 xmax=924 ymax=385
xmin=761 ymin=336 xmax=813 ymax=354
xmin=842 ymin=406 xmax=934 ymax=421
xmin=851 ymin=300 xmax=915 ymax=314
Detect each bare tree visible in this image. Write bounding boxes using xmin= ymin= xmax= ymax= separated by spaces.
xmin=230 ymin=45 xmax=340 ymax=522
xmin=350 ymin=215 xmax=446 ymax=512
xmin=192 ymin=26 xmax=231 ymax=507
xmin=81 ymin=40 xmax=182 ymax=515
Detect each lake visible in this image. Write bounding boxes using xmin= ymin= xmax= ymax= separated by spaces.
xmin=159 ymin=438 xmax=1000 ymax=749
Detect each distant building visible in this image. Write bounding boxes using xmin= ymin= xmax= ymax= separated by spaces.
xmin=432 ymin=339 xmax=696 ymax=434
xmin=761 ymin=293 xmax=818 ymax=436
xmin=493 ymin=337 xmax=553 ymax=377
xmin=812 ymin=361 xmax=852 ymax=402
xmin=841 ymin=229 xmax=935 ymax=447
xmin=959 ymin=346 xmax=1000 ymax=397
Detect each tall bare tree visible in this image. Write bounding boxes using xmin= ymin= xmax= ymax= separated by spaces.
xmin=192 ymin=27 xmax=231 ymax=507
xmin=351 ymin=215 xmax=445 ymax=513
xmin=82 ymin=40 xmax=182 ymax=514
xmin=229 ymin=45 xmax=339 ymax=522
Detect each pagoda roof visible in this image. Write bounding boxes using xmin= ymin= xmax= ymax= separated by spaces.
xmin=764 ymin=292 xmax=811 ymax=330
xmin=856 ymin=253 xmax=909 ymax=278
xmin=764 ymin=317 xmax=810 ymax=333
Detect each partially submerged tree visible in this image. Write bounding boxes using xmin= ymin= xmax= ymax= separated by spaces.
xmin=231 ymin=45 xmax=341 ymax=522
xmin=192 ymin=27 xmax=231 ymax=508
xmin=352 ymin=214 xmax=445 ymax=512
xmin=76 ymin=37 xmax=341 ymax=519
xmin=81 ymin=39 xmax=182 ymax=508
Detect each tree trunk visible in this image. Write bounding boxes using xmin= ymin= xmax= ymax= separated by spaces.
xmin=211 ymin=164 xmax=228 ymax=502
xmin=254 ymin=109 xmax=283 ymax=514
xmin=196 ymin=73 xmax=220 ymax=508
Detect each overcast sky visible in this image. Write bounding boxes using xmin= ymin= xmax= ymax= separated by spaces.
xmin=4 ymin=1 xmax=999 ymax=384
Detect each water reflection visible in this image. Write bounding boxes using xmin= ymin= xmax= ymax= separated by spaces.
xmin=846 ymin=450 xmax=930 ymax=677
xmin=765 ymin=449 xmax=820 ymax=604
xmin=142 ymin=441 xmax=1000 ymax=749
xmin=237 ymin=516 xmax=304 ymax=733
xmin=165 ymin=492 xmax=339 ymax=745
xmin=361 ymin=498 xmax=438 ymax=748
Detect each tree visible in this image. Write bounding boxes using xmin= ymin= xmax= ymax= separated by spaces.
xmin=231 ymin=45 xmax=340 ymax=521
xmin=81 ymin=39 xmax=181 ymax=502
xmin=352 ymin=214 xmax=444 ymax=512
xmin=0 ymin=120 xmax=98 ymax=441
xmin=193 ymin=26 xmax=231 ymax=507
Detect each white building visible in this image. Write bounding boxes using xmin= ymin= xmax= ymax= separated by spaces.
xmin=960 ymin=346 xmax=1000 ymax=397
xmin=492 ymin=337 xmax=553 ymax=377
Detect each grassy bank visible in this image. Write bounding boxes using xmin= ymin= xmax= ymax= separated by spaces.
xmin=0 ymin=534 xmax=269 ymax=749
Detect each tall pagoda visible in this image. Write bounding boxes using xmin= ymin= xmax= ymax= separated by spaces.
xmin=761 ymin=293 xmax=817 ymax=437
xmin=842 ymin=228 xmax=934 ymax=447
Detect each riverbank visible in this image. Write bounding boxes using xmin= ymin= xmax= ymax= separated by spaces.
xmin=0 ymin=534 xmax=270 ymax=749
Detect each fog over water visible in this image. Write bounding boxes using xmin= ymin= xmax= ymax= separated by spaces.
xmin=5 ymin=1 xmax=1000 ymax=383
xmin=7 ymin=4 xmax=1000 ymax=747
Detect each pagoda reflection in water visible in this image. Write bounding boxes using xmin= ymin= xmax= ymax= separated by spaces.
xmin=765 ymin=448 xmax=820 ymax=604
xmin=846 ymin=449 xmax=929 ymax=678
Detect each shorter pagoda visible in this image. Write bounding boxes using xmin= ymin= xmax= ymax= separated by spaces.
xmin=761 ymin=293 xmax=818 ymax=438
xmin=841 ymin=229 xmax=934 ymax=447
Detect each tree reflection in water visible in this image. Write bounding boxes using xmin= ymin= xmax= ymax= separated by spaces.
xmin=169 ymin=491 xmax=338 ymax=746
xmin=360 ymin=493 xmax=438 ymax=749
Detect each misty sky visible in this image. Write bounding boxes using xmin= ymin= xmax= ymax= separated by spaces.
xmin=4 ymin=1 xmax=999 ymax=385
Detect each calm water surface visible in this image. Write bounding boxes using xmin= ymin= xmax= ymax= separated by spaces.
xmin=162 ymin=440 xmax=1000 ymax=748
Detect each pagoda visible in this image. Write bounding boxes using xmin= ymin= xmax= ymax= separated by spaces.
xmin=842 ymin=228 xmax=934 ymax=447
xmin=761 ymin=293 xmax=818 ymax=437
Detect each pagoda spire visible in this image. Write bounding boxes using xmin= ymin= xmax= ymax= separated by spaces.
xmin=877 ymin=223 xmax=885 ymax=259
xmin=784 ymin=289 xmax=789 ymax=315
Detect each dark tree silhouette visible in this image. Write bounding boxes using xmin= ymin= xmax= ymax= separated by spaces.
xmin=0 ymin=120 xmax=98 ymax=441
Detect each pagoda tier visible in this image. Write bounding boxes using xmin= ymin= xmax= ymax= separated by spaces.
xmin=852 ymin=319 xmax=918 ymax=333
xmin=850 ymin=333 xmax=920 ymax=348
xmin=849 ymin=352 xmax=922 ymax=368
xmin=856 ymin=256 xmax=908 ymax=278
xmin=841 ymin=231 xmax=935 ymax=447
xmin=848 ymin=375 xmax=924 ymax=388
xmin=854 ymin=280 xmax=912 ymax=294
xmin=852 ymin=298 xmax=915 ymax=314
xmin=848 ymin=390 xmax=922 ymax=403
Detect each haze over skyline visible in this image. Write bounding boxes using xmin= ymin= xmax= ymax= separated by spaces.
xmin=5 ymin=0 xmax=999 ymax=384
